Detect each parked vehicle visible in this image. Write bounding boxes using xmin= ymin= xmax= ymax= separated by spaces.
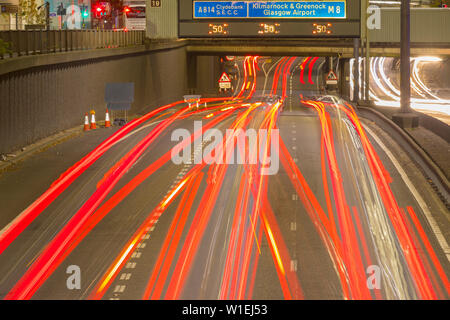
xmin=123 ymin=1 xmax=146 ymax=30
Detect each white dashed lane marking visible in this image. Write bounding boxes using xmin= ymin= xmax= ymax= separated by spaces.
xmin=114 ymin=285 xmax=126 ymax=293
xmin=290 ymin=222 xmax=297 ymax=231
xmin=290 ymin=260 xmax=298 ymax=272
xmin=120 ymin=273 xmax=132 ymax=281
xmin=107 ymin=136 xmax=204 ymax=299
xmin=137 ymin=242 xmax=146 ymax=249
xmin=131 ymin=252 xmax=142 ymax=259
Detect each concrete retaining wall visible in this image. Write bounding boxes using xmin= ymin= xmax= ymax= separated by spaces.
xmin=196 ymin=55 xmax=222 ymax=96
xmin=146 ymin=0 xmax=178 ymax=39
xmin=0 ymin=45 xmax=188 ymax=154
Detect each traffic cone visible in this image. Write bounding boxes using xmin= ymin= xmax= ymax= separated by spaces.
xmin=83 ymin=112 xmax=90 ymax=131
xmin=90 ymin=110 xmax=97 ymax=130
xmin=105 ymin=108 xmax=111 ymax=128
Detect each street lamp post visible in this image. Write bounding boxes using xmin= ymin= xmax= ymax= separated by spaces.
xmin=353 ymin=38 xmax=360 ymax=103
xmin=392 ymin=0 xmax=419 ymax=128
xmin=360 ymin=0 xmax=370 ymax=104
xmin=400 ymin=0 xmax=411 ymax=113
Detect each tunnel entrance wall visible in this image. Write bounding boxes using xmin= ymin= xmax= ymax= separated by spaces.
xmin=196 ymin=55 xmax=222 ymax=96
xmin=0 ymin=45 xmax=188 ymax=155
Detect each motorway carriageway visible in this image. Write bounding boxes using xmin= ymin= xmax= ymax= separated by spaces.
xmin=0 ymin=56 xmax=449 ymax=300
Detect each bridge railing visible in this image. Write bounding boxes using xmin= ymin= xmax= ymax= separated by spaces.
xmin=0 ymin=30 xmax=145 ymax=59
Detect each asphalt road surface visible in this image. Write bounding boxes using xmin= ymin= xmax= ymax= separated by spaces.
xmin=0 ymin=56 xmax=448 ymax=300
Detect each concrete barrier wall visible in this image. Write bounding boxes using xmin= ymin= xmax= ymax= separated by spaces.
xmin=196 ymin=55 xmax=222 ymax=96
xmin=0 ymin=45 xmax=188 ymax=154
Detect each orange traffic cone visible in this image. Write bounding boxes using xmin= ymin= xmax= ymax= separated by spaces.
xmin=90 ymin=110 xmax=97 ymax=130
xmin=105 ymin=108 xmax=111 ymax=128
xmin=83 ymin=112 xmax=90 ymax=131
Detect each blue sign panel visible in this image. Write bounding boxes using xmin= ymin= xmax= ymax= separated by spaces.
xmin=194 ymin=1 xmax=248 ymax=18
xmin=249 ymin=1 xmax=346 ymax=19
xmin=193 ymin=1 xmax=346 ymax=19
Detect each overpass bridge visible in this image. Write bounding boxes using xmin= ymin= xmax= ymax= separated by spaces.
xmin=179 ymin=7 xmax=450 ymax=57
xmin=185 ymin=38 xmax=450 ymax=57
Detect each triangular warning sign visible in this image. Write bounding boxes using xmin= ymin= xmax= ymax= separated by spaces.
xmin=327 ymin=71 xmax=338 ymax=80
xmin=219 ymin=72 xmax=231 ymax=83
